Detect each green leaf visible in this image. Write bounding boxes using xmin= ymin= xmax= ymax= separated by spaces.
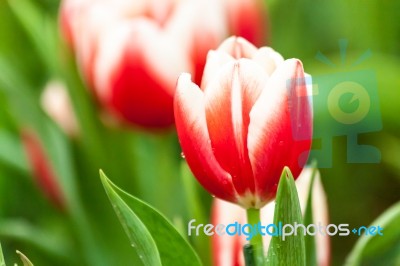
xmin=16 ymin=251 xmax=33 ymax=266
xmin=345 ymin=201 xmax=400 ymax=266
xmin=0 ymin=219 xmax=71 ymax=261
xmin=0 ymin=242 xmax=5 ymax=266
xmin=101 ymin=171 xmax=160 ymax=266
xmin=100 ymin=170 xmax=202 ymax=266
xmin=180 ymin=161 xmax=211 ymax=264
xmin=303 ymin=164 xmax=318 ymax=266
xmin=7 ymin=0 xmax=59 ymax=75
xmin=0 ymin=130 xmax=28 ymax=173
xmin=266 ymin=167 xmax=306 ymax=266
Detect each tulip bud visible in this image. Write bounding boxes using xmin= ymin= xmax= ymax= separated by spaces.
xmin=41 ymin=80 xmax=78 ymax=136
xmin=174 ymin=37 xmax=312 ymax=208
xmin=212 ymin=169 xmax=330 ymax=266
xmin=21 ymin=129 xmax=66 ymax=210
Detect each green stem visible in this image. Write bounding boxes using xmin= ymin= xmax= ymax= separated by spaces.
xmin=246 ymin=208 xmax=264 ymax=266
xmin=243 ymin=244 xmax=255 ymax=266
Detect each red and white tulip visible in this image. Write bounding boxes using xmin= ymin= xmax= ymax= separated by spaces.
xmin=60 ymin=0 xmax=268 ymax=128
xmin=174 ymin=37 xmax=312 ymax=208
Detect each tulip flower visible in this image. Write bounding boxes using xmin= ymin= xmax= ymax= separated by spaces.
xmin=21 ymin=129 xmax=66 ymax=210
xmin=60 ymin=0 xmax=268 ymax=128
xmin=174 ymin=37 xmax=312 ymax=208
xmin=212 ymin=169 xmax=330 ymax=266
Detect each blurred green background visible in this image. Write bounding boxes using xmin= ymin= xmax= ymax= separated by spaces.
xmin=0 ymin=0 xmax=399 ymax=265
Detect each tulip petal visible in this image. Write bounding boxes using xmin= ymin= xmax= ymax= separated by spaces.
xmin=174 ymin=73 xmax=236 ymax=202
xmin=248 ymin=59 xmax=312 ymax=204
xmin=217 ymin=36 xmax=258 ymax=60
xmin=70 ymin=1 xmax=137 ymax=88
xmin=204 ymin=59 xmax=266 ymax=203
xmin=202 ymin=37 xmax=264 ymax=91
xmin=95 ymin=19 xmax=191 ymax=127
xmin=252 ymin=47 xmax=284 ymax=76
xmin=200 ymin=51 xmax=235 ymax=91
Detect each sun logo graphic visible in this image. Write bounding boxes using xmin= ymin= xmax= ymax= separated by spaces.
xmin=288 ymin=39 xmax=382 ymax=168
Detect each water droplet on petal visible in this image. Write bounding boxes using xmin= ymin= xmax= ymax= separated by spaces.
xmin=180 ymin=152 xmax=185 ymax=159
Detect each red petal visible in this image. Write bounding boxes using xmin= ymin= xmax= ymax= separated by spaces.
xmin=174 ymin=74 xmax=236 ymax=201
xmin=248 ymin=59 xmax=312 ymax=204
xmin=204 ymin=59 xmax=267 ymax=198
xmin=94 ymin=19 xmax=191 ymax=128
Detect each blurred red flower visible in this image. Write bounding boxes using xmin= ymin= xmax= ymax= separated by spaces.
xmin=21 ymin=129 xmax=66 ymax=210
xmin=59 ymin=0 xmax=268 ymax=128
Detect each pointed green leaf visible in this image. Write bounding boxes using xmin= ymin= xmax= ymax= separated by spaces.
xmin=0 ymin=242 xmax=5 ymax=266
xmin=303 ymin=164 xmax=318 ymax=266
xmin=16 ymin=251 xmax=33 ymax=266
xmin=266 ymin=167 xmax=306 ymax=266
xmin=345 ymin=201 xmax=400 ymax=266
xmin=100 ymin=170 xmax=202 ymax=266
xmin=100 ymin=171 xmax=161 ymax=266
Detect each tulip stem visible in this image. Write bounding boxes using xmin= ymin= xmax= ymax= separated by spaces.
xmin=246 ymin=208 xmax=264 ymax=266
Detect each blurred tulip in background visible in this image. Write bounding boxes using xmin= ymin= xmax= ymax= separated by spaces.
xmin=21 ymin=129 xmax=66 ymax=210
xmin=59 ymin=0 xmax=268 ymax=128
xmin=41 ymin=80 xmax=78 ymax=136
